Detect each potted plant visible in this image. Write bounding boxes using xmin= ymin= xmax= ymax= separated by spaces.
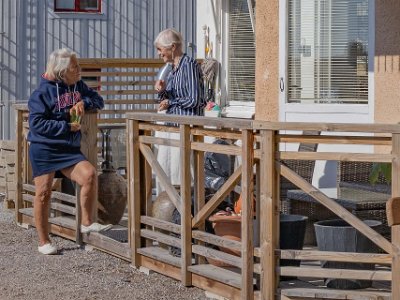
xmin=369 ymin=162 xmax=391 ymax=185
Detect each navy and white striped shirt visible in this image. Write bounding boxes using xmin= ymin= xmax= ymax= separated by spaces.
xmin=159 ymin=54 xmax=205 ymax=116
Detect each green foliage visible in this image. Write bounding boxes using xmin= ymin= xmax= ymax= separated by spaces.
xmin=369 ymin=163 xmax=391 ymax=185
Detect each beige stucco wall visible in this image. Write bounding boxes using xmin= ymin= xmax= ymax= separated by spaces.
xmin=254 ymin=0 xmax=279 ymax=121
xmin=375 ymin=1 xmax=400 ymax=124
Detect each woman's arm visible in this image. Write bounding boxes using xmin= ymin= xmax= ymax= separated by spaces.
xmin=79 ymin=80 xmax=104 ymax=110
xmin=28 ymin=92 xmax=70 ymax=137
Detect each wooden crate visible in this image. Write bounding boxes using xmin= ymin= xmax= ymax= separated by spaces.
xmin=1 ymin=140 xmax=16 ymax=209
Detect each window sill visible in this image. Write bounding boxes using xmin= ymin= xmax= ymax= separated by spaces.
xmin=49 ymin=11 xmax=107 ymax=20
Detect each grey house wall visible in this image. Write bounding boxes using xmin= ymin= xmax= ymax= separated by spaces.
xmin=0 ymin=0 xmax=197 ymax=139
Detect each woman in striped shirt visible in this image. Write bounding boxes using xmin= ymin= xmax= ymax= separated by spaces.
xmin=153 ymin=28 xmax=205 ymax=195
xmin=154 ymin=28 xmax=205 ymax=116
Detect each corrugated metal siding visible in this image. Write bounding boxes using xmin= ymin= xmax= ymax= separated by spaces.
xmin=0 ymin=0 xmax=197 ymax=139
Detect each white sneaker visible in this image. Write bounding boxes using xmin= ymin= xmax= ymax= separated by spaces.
xmin=81 ymin=222 xmax=112 ymax=234
xmin=38 ymin=243 xmax=58 ymax=255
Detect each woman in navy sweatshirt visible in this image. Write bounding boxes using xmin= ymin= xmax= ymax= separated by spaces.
xmin=28 ymin=48 xmax=111 ymax=255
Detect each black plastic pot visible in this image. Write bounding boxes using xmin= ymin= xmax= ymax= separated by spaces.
xmin=280 ymin=214 xmax=308 ymax=280
xmin=314 ymin=219 xmax=381 ymax=289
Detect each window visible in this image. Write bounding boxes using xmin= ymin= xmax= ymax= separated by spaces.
xmin=228 ymin=0 xmax=256 ymax=102
xmin=54 ymin=0 xmax=101 ymax=13
xmin=287 ymin=0 xmax=369 ymax=104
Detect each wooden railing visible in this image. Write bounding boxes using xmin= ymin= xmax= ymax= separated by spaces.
xmin=14 ymin=101 xmax=399 ymax=299
xmin=126 ymin=112 xmax=398 ymax=300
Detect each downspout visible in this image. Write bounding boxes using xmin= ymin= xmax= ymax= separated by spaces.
xmin=0 ymin=31 xmax=5 ymax=139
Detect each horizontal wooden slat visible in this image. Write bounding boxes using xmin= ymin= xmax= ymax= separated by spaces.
xmin=137 ymin=246 xmax=181 ymax=268
xmin=138 ymin=123 xmax=180 ymax=134
xmin=23 ymin=184 xmax=77 ymax=204
xmin=188 ymin=264 xmax=242 ymax=288
xmin=279 ymin=266 xmax=391 ymax=281
xmin=19 ymin=207 xmax=76 ymax=229
xmin=280 ymin=288 xmax=391 ymax=300
xmin=140 ymin=216 xmax=181 ymax=234
xmin=254 ymin=120 xmax=400 ymax=134
xmin=126 ymin=112 xmax=254 ymax=129
xmin=22 ymin=194 xmax=76 ymax=215
xmin=82 ymin=231 xmax=131 ymax=261
xmin=279 ymin=152 xmax=393 ymax=163
xmin=191 ymin=128 xmax=242 ymax=140
xmin=81 ymin=71 xmax=157 ymax=77
xmin=192 ymin=244 xmax=242 ymax=268
xmin=277 ymin=134 xmax=392 ymax=146
xmin=141 ymin=228 xmax=181 ymax=248
xmin=139 ymin=136 xmax=180 ymax=147
xmin=78 ymin=58 xmax=164 ymax=68
xmin=101 ymin=109 xmax=155 ymax=115
xmin=99 ymin=90 xmax=157 ymax=96
xmin=104 ymin=99 xmax=158 ymax=105
xmin=278 ymin=249 xmax=392 ymax=265
xmin=192 ymin=230 xmax=242 ymax=254
xmin=86 ymin=80 xmax=155 ymax=87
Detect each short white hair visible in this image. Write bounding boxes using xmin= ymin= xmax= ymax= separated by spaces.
xmin=45 ymin=48 xmax=77 ymax=81
xmin=154 ymin=28 xmax=183 ymax=49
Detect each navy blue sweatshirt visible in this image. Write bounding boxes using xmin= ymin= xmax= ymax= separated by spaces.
xmin=28 ymin=76 xmax=104 ymax=148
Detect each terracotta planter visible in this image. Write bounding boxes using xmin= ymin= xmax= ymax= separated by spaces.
xmin=207 ymin=214 xmax=242 ymax=267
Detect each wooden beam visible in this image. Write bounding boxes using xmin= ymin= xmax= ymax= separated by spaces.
xmin=192 ymin=166 xmax=242 ymax=228
xmin=241 ymin=129 xmax=254 ymax=300
xmin=139 ymin=143 xmax=181 ymax=213
xmin=127 ymin=119 xmax=141 ymax=267
xmin=260 ymin=130 xmax=278 ymax=300
xmin=140 ymin=216 xmax=181 ymax=234
xmin=279 ymin=152 xmax=392 ymax=163
xmin=391 ymin=133 xmax=400 ymax=300
xmin=192 ymin=244 xmax=242 ymax=268
xmin=281 ymin=287 xmax=391 ymax=300
xmin=280 ymin=266 xmax=391 ymax=281
xmin=15 ymin=109 xmax=24 ymax=224
xmin=193 ymin=129 xmax=206 ymax=264
xmin=279 ymin=249 xmax=391 ymax=264
xmin=253 ymin=120 xmax=400 ymax=134
xmin=180 ymin=124 xmax=192 ymax=286
xmin=277 ymin=134 xmax=392 ymax=146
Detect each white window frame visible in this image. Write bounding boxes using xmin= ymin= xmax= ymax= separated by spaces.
xmin=226 ymin=0 xmax=256 ymax=102
xmin=279 ymin=0 xmax=375 ymax=122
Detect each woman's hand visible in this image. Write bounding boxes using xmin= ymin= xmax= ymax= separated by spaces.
xmin=70 ymin=122 xmax=81 ymax=132
xmin=158 ymin=99 xmax=169 ymax=111
xmin=155 ymin=80 xmax=166 ymax=93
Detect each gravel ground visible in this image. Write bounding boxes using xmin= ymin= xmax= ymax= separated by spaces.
xmin=0 ymin=197 xmax=207 ymax=300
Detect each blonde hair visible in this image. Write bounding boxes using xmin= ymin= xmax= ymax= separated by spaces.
xmin=154 ymin=28 xmax=183 ymax=49
xmin=45 ymin=48 xmax=77 ymax=81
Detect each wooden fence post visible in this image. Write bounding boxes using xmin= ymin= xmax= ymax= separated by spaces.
xmin=180 ymin=124 xmax=192 ymax=286
xmin=15 ymin=108 xmax=24 ymax=224
xmin=127 ymin=119 xmax=141 ymax=267
xmin=241 ymin=129 xmax=254 ymax=300
xmin=260 ymin=129 xmax=278 ymax=300
xmin=193 ymin=127 xmax=205 ymax=264
xmin=391 ymin=133 xmax=400 ymax=299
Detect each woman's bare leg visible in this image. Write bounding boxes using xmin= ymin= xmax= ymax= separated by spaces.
xmin=33 ymin=173 xmax=55 ymax=246
xmin=62 ymin=161 xmax=97 ymax=226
